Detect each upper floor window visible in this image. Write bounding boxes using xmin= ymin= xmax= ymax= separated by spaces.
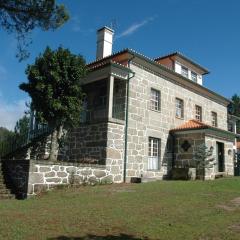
xmin=148 ymin=137 xmax=160 ymax=170
xmin=211 ymin=111 xmax=218 ymax=127
xmin=181 ymin=66 xmax=188 ymax=78
xmin=176 ymin=98 xmax=184 ymax=119
xmin=195 ymin=105 xmax=202 ymax=122
xmin=191 ymin=71 xmax=197 ymax=82
xmin=150 ymin=88 xmax=160 ymax=111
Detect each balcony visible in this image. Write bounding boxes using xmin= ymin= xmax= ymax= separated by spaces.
xmin=80 ymin=77 xmax=126 ymax=123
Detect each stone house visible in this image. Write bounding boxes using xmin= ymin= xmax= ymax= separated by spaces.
xmin=2 ymin=27 xmax=240 ymax=198
xmin=58 ymin=26 xmax=237 ymax=182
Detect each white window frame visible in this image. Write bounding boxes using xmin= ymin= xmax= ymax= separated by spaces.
xmin=191 ymin=71 xmax=197 ymax=82
xmin=150 ymin=88 xmax=160 ymax=111
xmin=181 ymin=66 xmax=188 ymax=78
xmin=195 ymin=105 xmax=202 ymax=122
xmin=148 ymin=137 xmax=160 ymax=170
xmin=176 ymin=98 xmax=184 ymax=119
xmin=211 ymin=111 xmax=218 ymax=127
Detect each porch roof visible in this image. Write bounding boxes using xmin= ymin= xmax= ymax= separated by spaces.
xmin=170 ymin=119 xmax=210 ymax=132
xmin=170 ymin=119 xmax=236 ymax=141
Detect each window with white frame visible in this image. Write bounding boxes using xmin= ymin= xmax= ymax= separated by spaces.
xmin=195 ymin=105 xmax=202 ymax=122
xmin=176 ymin=98 xmax=184 ymax=118
xmin=181 ymin=66 xmax=188 ymax=78
xmin=211 ymin=111 xmax=218 ymax=127
xmin=148 ymin=137 xmax=160 ymax=170
xmin=150 ymin=88 xmax=160 ymax=111
xmin=191 ymin=71 xmax=197 ymax=82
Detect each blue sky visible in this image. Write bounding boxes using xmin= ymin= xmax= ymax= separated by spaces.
xmin=0 ymin=0 xmax=239 ymax=129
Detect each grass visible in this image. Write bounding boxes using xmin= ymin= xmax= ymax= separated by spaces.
xmin=1 ymin=178 xmax=240 ymax=240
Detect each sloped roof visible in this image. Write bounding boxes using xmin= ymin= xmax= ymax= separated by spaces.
xmin=154 ymin=52 xmax=209 ymax=74
xmin=86 ymin=49 xmax=230 ymax=106
xmin=170 ymin=120 xmax=210 ymax=132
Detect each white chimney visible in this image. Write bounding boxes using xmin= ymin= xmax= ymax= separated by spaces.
xmin=96 ymin=26 xmax=114 ymax=60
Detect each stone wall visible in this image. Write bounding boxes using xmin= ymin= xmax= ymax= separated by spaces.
xmin=106 ymin=121 xmax=125 ymax=182
xmin=28 ymin=161 xmax=112 ymax=195
xmin=174 ymin=131 xmax=205 ymax=168
xmin=205 ymin=135 xmax=234 ymax=177
xmin=172 ymin=130 xmax=235 ymax=180
xmin=2 ymin=160 xmax=114 ymax=197
xmin=124 ymin=62 xmax=229 ymax=181
xmin=62 ymin=122 xmax=108 ymax=164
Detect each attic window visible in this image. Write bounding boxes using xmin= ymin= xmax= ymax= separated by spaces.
xmin=191 ymin=71 xmax=197 ymax=82
xmin=181 ymin=66 xmax=188 ymax=78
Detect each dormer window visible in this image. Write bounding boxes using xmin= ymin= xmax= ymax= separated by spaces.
xmin=191 ymin=71 xmax=197 ymax=82
xmin=181 ymin=66 xmax=188 ymax=78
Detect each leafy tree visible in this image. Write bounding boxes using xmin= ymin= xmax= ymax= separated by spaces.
xmin=193 ymin=144 xmax=215 ymax=180
xmin=231 ymin=94 xmax=240 ymax=133
xmin=14 ymin=115 xmax=30 ymax=137
xmin=19 ymin=46 xmax=87 ymax=161
xmin=0 ymin=0 xmax=69 ymax=60
xmin=0 ymin=127 xmax=14 ymax=142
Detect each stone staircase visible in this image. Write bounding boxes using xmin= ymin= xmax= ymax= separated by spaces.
xmin=0 ymin=163 xmax=15 ymax=200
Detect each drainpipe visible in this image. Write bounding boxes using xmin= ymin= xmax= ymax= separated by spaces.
xmin=123 ymin=57 xmax=135 ymax=183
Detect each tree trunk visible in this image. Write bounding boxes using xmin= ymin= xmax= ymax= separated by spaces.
xmin=49 ymin=125 xmax=64 ymax=162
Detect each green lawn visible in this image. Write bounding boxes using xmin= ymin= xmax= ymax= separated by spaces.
xmin=1 ymin=178 xmax=240 ymax=240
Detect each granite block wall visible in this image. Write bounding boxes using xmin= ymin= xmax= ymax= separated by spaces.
xmin=124 ymin=62 xmax=229 ymax=180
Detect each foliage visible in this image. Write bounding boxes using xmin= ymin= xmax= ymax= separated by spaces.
xmin=0 ymin=127 xmax=14 ymax=142
xmin=231 ymin=94 xmax=240 ymax=133
xmin=0 ymin=0 xmax=69 ymax=60
xmin=14 ymin=115 xmax=30 ymax=137
xmin=19 ymin=46 xmax=87 ymax=161
xmin=193 ymin=143 xmax=215 ymax=180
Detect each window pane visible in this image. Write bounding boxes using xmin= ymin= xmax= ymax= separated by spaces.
xmin=148 ymin=137 xmax=160 ymax=170
xmin=150 ymin=89 xmax=160 ymax=111
xmin=211 ymin=112 xmax=217 ymax=127
xmin=181 ymin=66 xmax=188 ymax=78
xmin=191 ymin=72 xmax=197 ymax=82
xmin=176 ymin=98 xmax=184 ymax=118
xmin=195 ymin=105 xmax=202 ymax=121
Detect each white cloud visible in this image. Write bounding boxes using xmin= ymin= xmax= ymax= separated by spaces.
xmin=116 ymin=16 xmax=157 ymax=39
xmin=0 ymin=99 xmax=28 ymax=130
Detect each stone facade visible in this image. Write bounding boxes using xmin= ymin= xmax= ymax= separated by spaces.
xmin=4 ymin=52 xmax=235 ymax=186
xmin=63 ymin=122 xmax=108 ymax=164
xmin=172 ymin=130 xmax=234 ymax=179
xmin=56 ymin=61 xmax=233 ymax=182
xmin=123 ymin=62 xmax=230 ymax=180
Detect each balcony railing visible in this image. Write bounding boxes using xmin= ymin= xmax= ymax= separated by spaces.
xmin=0 ymin=125 xmax=51 ymax=158
xmin=80 ymin=104 xmax=125 ymax=123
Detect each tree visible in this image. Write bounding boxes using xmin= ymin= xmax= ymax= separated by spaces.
xmin=14 ymin=115 xmax=30 ymax=139
xmin=0 ymin=127 xmax=14 ymax=142
xmin=231 ymin=94 xmax=240 ymax=133
xmin=193 ymin=144 xmax=215 ymax=180
xmin=0 ymin=0 xmax=69 ymax=60
xmin=19 ymin=46 xmax=87 ymax=161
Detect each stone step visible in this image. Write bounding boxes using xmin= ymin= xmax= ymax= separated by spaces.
xmin=141 ymin=177 xmax=157 ymax=183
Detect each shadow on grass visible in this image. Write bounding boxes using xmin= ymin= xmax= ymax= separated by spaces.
xmin=48 ymin=234 xmax=151 ymax=240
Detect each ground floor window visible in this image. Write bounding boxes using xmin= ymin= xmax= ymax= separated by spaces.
xmin=148 ymin=137 xmax=160 ymax=170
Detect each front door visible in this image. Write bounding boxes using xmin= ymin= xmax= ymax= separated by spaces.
xmin=217 ymin=142 xmax=225 ymax=172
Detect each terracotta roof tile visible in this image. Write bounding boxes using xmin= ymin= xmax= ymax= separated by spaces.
xmin=170 ymin=119 xmax=211 ymax=132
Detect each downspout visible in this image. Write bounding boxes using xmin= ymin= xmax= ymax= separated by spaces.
xmin=123 ymin=57 xmax=135 ymax=183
